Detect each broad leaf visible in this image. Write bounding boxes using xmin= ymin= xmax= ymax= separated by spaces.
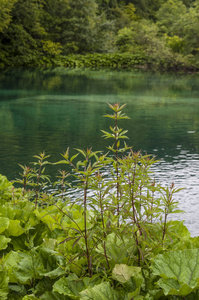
xmin=14 ymin=253 xmax=44 ymax=284
xmin=152 ymin=248 xmax=199 ymax=296
xmin=40 ymin=291 xmax=69 ymax=300
xmin=0 ymin=270 xmax=9 ymax=300
xmin=0 ymin=235 xmax=11 ymax=250
xmin=34 ymin=206 xmax=62 ymax=231
xmin=0 ymin=217 xmax=9 ymax=234
xmin=80 ymin=282 xmax=120 ymax=300
xmin=112 ymin=264 xmax=141 ymax=283
xmin=37 ymin=247 xmax=66 ymax=278
xmin=3 ymin=251 xmax=22 ymax=282
xmin=5 ymin=219 xmax=24 ymax=236
xmin=53 ymin=274 xmax=88 ymax=299
xmin=96 ymin=233 xmax=129 ymax=265
xmin=22 ymin=295 xmax=40 ymax=300
xmin=112 ymin=264 xmax=143 ymax=296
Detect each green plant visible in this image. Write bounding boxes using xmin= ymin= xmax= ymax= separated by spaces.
xmin=0 ymin=103 xmax=196 ymax=299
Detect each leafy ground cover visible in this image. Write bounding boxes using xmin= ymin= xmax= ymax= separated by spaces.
xmin=59 ymin=53 xmax=194 ymax=72
xmin=0 ymin=104 xmax=198 ymax=299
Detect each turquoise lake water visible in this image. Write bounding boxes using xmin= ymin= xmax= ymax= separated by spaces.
xmin=0 ymin=68 xmax=199 ymax=235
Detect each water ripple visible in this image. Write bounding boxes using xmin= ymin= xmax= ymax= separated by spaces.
xmin=151 ymin=150 xmax=199 ymax=236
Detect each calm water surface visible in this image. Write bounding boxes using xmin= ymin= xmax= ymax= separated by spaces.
xmin=0 ymin=68 xmax=199 ymax=235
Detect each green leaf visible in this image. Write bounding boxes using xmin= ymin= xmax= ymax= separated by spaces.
xmin=103 ymin=114 xmax=115 ymax=120
xmin=5 ymin=219 xmax=24 ymax=236
xmin=3 ymin=251 xmax=22 ymax=282
xmin=0 ymin=217 xmax=9 ymax=234
xmin=112 ymin=264 xmax=143 ymax=295
xmin=171 ymin=209 xmax=185 ymax=214
xmin=22 ymin=295 xmax=40 ymax=300
xmin=53 ymin=274 xmax=87 ymax=299
xmin=112 ymin=264 xmax=141 ymax=284
xmin=34 ymin=206 xmax=62 ymax=231
xmin=40 ymin=291 xmax=68 ymax=300
xmin=37 ymin=247 xmax=66 ymax=278
xmin=157 ymin=278 xmax=193 ymax=296
xmin=96 ymin=233 xmax=129 ymax=264
xmin=54 ymin=160 xmax=70 ymax=165
xmin=0 ymin=175 xmax=13 ymax=192
xmin=0 ymin=235 xmax=11 ymax=250
xmin=80 ymin=282 xmax=120 ymax=300
xmin=13 ymin=253 xmax=44 ymax=284
xmin=0 ymin=270 xmax=9 ymax=300
xmin=75 ymin=149 xmax=87 ymax=158
xmin=70 ymin=153 xmax=79 ymax=162
xmin=152 ymin=249 xmax=199 ymax=296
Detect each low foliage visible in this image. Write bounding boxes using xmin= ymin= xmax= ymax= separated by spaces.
xmin=61 ymin=53 xmax=148 ymax=69
xmin=0 ymin=103 xmax=198 ymax=299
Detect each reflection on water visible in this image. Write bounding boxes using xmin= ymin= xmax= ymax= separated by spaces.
xmin=0 ymin=68 xmax=199 ymax=235
xmin=152 ymin=149 xmax=199 ymax=236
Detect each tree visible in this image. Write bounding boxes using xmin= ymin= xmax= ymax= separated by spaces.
xmin=116 ymin=19 xmax=187 ymax=69
xmin=156 ymin=0 xmax=187 ymax=35
xmin=180 ymin=2 xmax=199 ymax=55
xmin=42 ymin=0 xmax=70 ymax=43
xmin=0 ymin=0 xmax=17 ymax=33
xmin=0 ymin=0 xmax=47 ymax=65
xmin=156 ymin=0 xmax=199 ymax=57
xmin=51 ymin=0 xmax=98 ymax=54
xmin=120 ymin=0 xmax=166 ymax=19
xmin=0 ymin=0 xmax=64 ymax=66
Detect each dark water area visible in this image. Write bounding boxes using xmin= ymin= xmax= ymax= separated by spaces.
xmin=0 ymin=67 xmax=199 ymax=235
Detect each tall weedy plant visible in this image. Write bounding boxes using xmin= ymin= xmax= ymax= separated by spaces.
xmin=15 ymin=103 xmax=183 ymax=277
xmin=101 ymin=103 xmax=130 ymax=226
xmin=55 ymin=147 xmax=105 ymax=277
xmin=100 ymin=104 xmax=160 ymax=265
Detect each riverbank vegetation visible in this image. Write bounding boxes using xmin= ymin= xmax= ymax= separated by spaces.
xmin=0 ymin=103 xmax=199 ymax=299
xmin=1 ymin=0 xmax=199 ymax=71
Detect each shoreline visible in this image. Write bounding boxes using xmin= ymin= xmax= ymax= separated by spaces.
xmin=1 ymin=53 xmax=199 ymax=74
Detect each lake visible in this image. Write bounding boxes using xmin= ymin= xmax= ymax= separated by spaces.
xmin=0 ymin=67 xmax=199 ymax=235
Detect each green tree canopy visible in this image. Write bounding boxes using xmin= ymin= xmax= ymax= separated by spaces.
xmin=0 ymin=0 xmax=17 ymax=32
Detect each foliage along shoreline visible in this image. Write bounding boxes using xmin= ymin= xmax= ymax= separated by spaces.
xmin=1 ymin=0 xmax=199 ymax=72
xmin=0 ymin=103 xmax=199 ymax=299
xmin=1 ymin=52 xmax=198 ymax=74
xmin=1 ymin=52 xmax=199 ymax=73
xmin=55 ymin=53 xmax=199 ymax=73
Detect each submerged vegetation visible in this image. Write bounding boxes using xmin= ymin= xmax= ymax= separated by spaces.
xmin=0 ymin=103 xmax=199 ymax=299
xmin=1 ymin=0 xmax=199 ymax=71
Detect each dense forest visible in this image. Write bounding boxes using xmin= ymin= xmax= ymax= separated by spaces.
xmin=0 ymin=0 xmax=199 ymax=70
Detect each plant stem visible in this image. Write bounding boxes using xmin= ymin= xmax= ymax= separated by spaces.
xmin=35 ymin=160 xmax=42 ymax=207
xmin=130 ymin=153 xmax=143 ymax=266
xmin=162 ymin=210 xmax=168 ymax=243
xmin=99 ymin=187 xmax=110 ymax=269
xmin=162 ymin=183 xmax=174 ymax=243
xmin=84 ymin=179 xmax=92 ymax=277
xmin=115 ymin=111 xmax=120 ymax=227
